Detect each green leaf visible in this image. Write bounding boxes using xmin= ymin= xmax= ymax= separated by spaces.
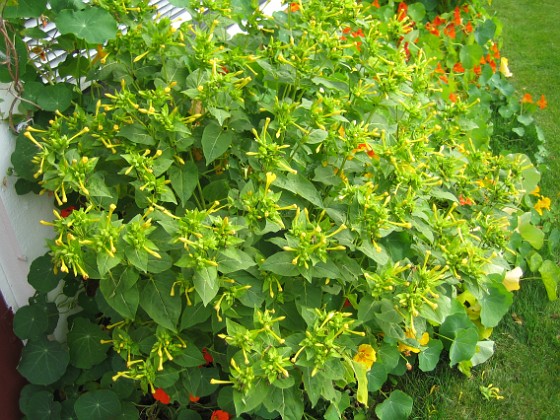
xmin=140 ymin=273 xmax=181 ymax=332
xmin=37 ymin=83 xmax=74 ymax=112
xmin=193 ymin=265 xmax=219 ymax=306
xmin=418 ymin=339 xmax=443 ymax=372
xmin=125 ymin=246 xmax=149 ymax=272
xmin=100 ymin=268 xmax=139 ymax=319
xmin=260 ymin=252 xmax=300 ymax=277
xmin=518 ymin=212 xmax=545 ymax=250
xmin=13 ymin=305 xmax=50 ymax=340
xmin=478 ymin=284 xmax=513 ymax=328
xmin=406 ymin=2 xmax=426 ymax=22
xmin=67 ymin=318 xmax=109 ymax=369
xmin=169 ymin=162 xmax=199 ymax=206
xmin=23 ymin=391 xmax=62 ymax=419
xmin=118 ymin=123 xmax=155 ymax=146
xmin=375 ymin=390 xmax=413 ymax=420
xmin=539 ymin=260 xmax=559 ymax=301
xmin=470 ymin=340 xmax=495 ymax=367
xmin=201 ymin=121 xmax=233 ymax=165
xmin=3 ymin=0 xmax=48 ymax=17
xmin=173 ymin=345 xmax=206 ymax=368
xmin=267 ymin=386 xmax=304 ymax=420
xmin=11 ymin=133 xmax=40 ymax=181
xmin=274 ymin=173 xmax=324 ymax=207
xmin=180 ymin=303 xmax=212 ymax=330
xmin=56 ymin=8 xmax=118 ymax=44
xmin=74 ymin=390 xmax=122 ymax=420
xmin=50 ymin=0 xmax=87 ymax=13
xmin=18 ymin=338 xmax=70 ymax=385
xmin=459 ymin=44 xmax=484 ymax=69
xmin=449 ymin=327 xmax=479 ymax=366
xmin=475 ymin=19 xmax=496 ymax=45
xmin=217 ymin=248 xmax=256 ymax=274
xmin=419 ymin=293 xmax=451 ymax=324
xmin=233 ymin=379 xmax=269 ymax=414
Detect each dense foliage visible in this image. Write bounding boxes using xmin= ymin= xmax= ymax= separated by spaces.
xmin=3 ymin=0 xmax=557 ymax=418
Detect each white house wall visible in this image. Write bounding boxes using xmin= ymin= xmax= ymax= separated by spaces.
xmin=0 ymin=85 xmax=53 ymax=311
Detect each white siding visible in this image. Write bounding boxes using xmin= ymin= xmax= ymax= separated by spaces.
xmin=0 ymin=85 xmax=53 ymax=311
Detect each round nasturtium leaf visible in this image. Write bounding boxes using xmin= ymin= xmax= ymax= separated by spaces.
xmin=28 ymin=254 xmax=65 ymax=293
xmin=18 ymin=338 xmax=70 ymax=385
xmin=375 ymin=390 xmax=414 ymax=420
xmin=67 ymin=318 xmax=110 ymax=369
xmin=55 ymin=8 xmax=118 ymax=44
xmin=74 ymin=390 xmax=122 ymax=420
xmin=13 ymin=304 xmax=50 ymax=340
xmin=23 ymin=390 xmax=62 ymax=420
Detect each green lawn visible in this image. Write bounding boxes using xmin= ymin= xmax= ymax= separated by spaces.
xmin=398 ymin=1 xmax=560 ymax=418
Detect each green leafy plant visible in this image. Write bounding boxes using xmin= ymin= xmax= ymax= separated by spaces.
xmin=4 ymin=0 xmax=557 ymax=418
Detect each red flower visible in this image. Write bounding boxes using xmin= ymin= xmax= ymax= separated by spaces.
xmin=211 ymin=410 xmax=231 ymax=420
xmin=459 ymin=195 xmax=474 ymax=206
xmin=490 ymin=43 xmax=500 ymax=59
xmin=452 ymin=62 xmax=465 ymax=73
xmin=289 ymin=2 xmax=299 ymax=12
xmin=357 ymin=143 xmax=377 ymax=158
xmin=464 ymin=21 xmax=473 ymax=34
xmin=521 ymin=93 xmax=533 ymax=104
xmin=426 ymin=22 xmax=440 ymax=36
xmin=352 ymin=28 xmax=365 ymax=38
xmin=202 ymin=347 xmax=214 ymax=365
xmin=449 ymin=92 xmax=458 ymax=103
xmin=444 ymin=23 xmax=456 ymax=39
xmin=343 ymin=26 xmax=352 ymax=34
xmin=433 ymin=16 xmax=446 ymax=26
xmin=397 ymin=2 xmax=408 ymax=21
xmin=453 ymin=7 xmax=462 ymax=26
xmin=537 ymin=94 xmax=547 ymax=109
xmin=434 ymin=62 xmax=445 ymax=74
xmin=60 ymin=206 xmax=76 ymax=218
xmin=372 ymin=0 xmax=380 ymax=8
xmin=189 ymin=394 xmax=200 ymax=403
xmin=153 ymin=388 xmax=171 ymax=405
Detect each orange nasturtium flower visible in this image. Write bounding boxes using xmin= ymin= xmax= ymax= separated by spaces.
xmin=353 ymin=344 xmax=377 ymax=370
xmin=211 ymin=410 xmax=231 ymax=420
xmin=153 ymin=388 xmax=171 ymax=405
xmin=444 ymin=23 xmax=456 ymax=39
xmin=397 ymin=2 xmax=408 ymax=21
xmin=289 ymin=2 xmax=299 ymax=12
xmin=452 ymin=62 xmax=465 ymax=73
xmin=189 ymin=394 xmax=200 ymax=403
xmin=372 ymin=0 xmax=380 ymax=8
xmin=521 ymin=93 xmax=533 ymax=104
xmin=537 ymin=94 xmax=547 ymax=109
xmin=534 ymin=196 xmax=551 ymax=216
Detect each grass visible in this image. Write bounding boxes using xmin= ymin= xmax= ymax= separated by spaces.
xmin=397 ymin=1 xmax=560 ymax=418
